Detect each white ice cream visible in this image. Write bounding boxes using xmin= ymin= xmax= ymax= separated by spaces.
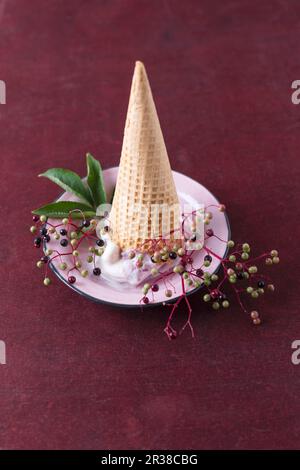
xmin=98 ymin=237 xmax=177 ymax=287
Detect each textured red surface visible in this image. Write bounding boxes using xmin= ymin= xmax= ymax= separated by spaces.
xmin=0 ymin=0 xmax=299 ymax=450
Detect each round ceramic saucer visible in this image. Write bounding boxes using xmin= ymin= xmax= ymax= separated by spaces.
xmin=46 ymin=167 xmax=230 ymax=307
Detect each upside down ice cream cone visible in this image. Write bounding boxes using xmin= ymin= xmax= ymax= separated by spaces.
xmin=110 ymin=61 xmax=180 ymax=250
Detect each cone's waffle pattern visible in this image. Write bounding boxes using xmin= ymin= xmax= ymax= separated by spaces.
xmin=110 ymin=62 xmax=180 ymax=250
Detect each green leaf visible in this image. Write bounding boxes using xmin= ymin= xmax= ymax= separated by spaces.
xmin=39 ymin=168 xmax=94 ymax=207
xmin=86 ymin=153 xmax=107 ymax=208
xmin=32 ymin=201 xmax=96 ymax=219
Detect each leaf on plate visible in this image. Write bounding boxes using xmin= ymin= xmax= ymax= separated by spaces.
xmin=86 ymin=153 xmax=107 ymax=208
xmin=39 ymin=168 xmax=94 ymax=207
xmin=32 ymin=201 xmax=96 ymax=219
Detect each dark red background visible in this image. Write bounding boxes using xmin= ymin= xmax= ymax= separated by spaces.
xmin=0 ymin=0 xmax=299 ymax=450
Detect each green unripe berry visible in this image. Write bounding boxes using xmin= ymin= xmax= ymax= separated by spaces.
xmin=203 ymin=294 xmax=211 ymax=302
xmin=251 ymin=291 xmax=259 ymax=298
xmin=173 ymin=265 xmax=184 ymax=274
xmin=204 ymin=260 xmax=210 ymax=267
xmin=45 ymin=249 xmax=53 ymax=256
xmin=229 ymin=275 xmax=236 ymax=283
xmin=229 ymin=255 xmax=236 ymax=262
xmin=143 ymin=283 xmax=150 ymax=292
xmin=30 ymin=226 xmax=37 ymax=234
xmin=89 ymin=246 xmax=96 ymax=253
xmin=212 ymin=302 xmax=220 ymax=310
xmin=204 ymin=272 xmax=211 ymax=279
xmin=40 ymin=215 xmax=47 ymax=223
xmin=227 ymin=240 xmax=235 ymax=248
xmin=186 ymin=279 xmax=193 ymax=287
xmin=73 ymin=250 xmax=79 ymax=257
xmin=242 ymin=243 xmax=250 ymax=253
xmin=272 ymin=256 xmax=280 ymax=264
xmin=151 ymin=268 xmax=158 ymax=276
xmin=243 ymin=272 xmax=249 ymax=279
xmin=265 ymin=257 xmax=273 ymax=265
xmin=71 ymin=239 xmax=77 ymax=247
xmin=43 ymin=277 xmax=51 ymax=286
xmin=62 ymin=218 xmax=68 ymax=225
xmin=36 ymin=260 xmax=43 ymax=268
xmin=70 ymin=231 xmax=77 ymax=239
xmin=97 ymin=248 xmax=104 ymax=256
xmin=87 ymin=255 xmax=93 ymax=263
xmin=194 ymin=280 xmax=201 ymax=288
xmin=246 ymin=286 xmax=254 ymax=294
xmin=241 ymin=252 xmax=249 ymax=260
xmin=128 ymin=251 xmax=135 ymax=259
xmin=81 ymin=269 xmax=88 ymax=278
xmin=177 ymin=248 xmax=185 ymax=257
xmin=258 ymin=288 xmax=264 ymax=295
xmin=75 ymin=261 xmax=82 ymax=268
xmin=270 ymin=250 xmax=278 ymax=257
xmin=59 ymin=262 xmax=67 ymax=271
xmin=222 ymin=300 xmax=230 ymax=308
xmin=183 ymin=272 xmax=189 ymax=280
xmin=54 ymin=232 xmax=60 ymax=240
xmin=248 ymin=266 xmax=258 ymax=274
xmin=204 ymin=279 xmax=211 ymax=287
xmin=211 ymin=274 xmax=218 ymax=282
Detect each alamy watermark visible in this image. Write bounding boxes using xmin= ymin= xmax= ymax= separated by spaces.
xmin=291 ymin=340 xmax=300 ymax=365
xmin=0 ymin=340 xmax=6 ymax=364
xmin=0 ymin=80 xmax=6 ymax=104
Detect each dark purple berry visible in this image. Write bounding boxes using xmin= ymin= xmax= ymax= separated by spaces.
xmin=34 ymin=237 xmax=41 ymax=247
xmin=257 ymin=280 xmax=265 ymax=288
xmin=68 ymin=276 xmax=76 ymax=284
xmin=83 ymin=220 xmax=90 ymax=228
xmin=152 ymin=284 xmax=159 ymax=292
xmin=204 ymin=254 xmax=212 ymax=263
xmin=218 ymin=293 xmax=227 ymax=301
xmin=104 ymin=226 xmax=109 ymax=232
xmin=206 ymin=229 xmax=214 ymax=237
xmin=60 ymin=228 xmax=67 ymax=236
xmin=237 ymin=272 xmax=244 ymax=280
xmin=143 ymin=296 xmax=149 ymax=304
xmin=96 ymin=239 xmax=105 ymax=247
xmin=40 ymin=226 xmax=48 ymax=236
xmin=32 ymin=215 xmax=39 ymax=222
xmin=41 ymin=256 xmax=49 ymax=263
xmin=43 ymin=234 xmax=50 ymax=243
xmin=196 ymin=268 xmax=203 ymax=276
xmin=60 ymin=238 xmax=68 ymax=247
xmin=93 ymin=267 xmax=101 ymax=276
xmin=169 ymin=251 xmax=177 ymax=260
xmin=190 ymin=234 xmax=197 ymax=242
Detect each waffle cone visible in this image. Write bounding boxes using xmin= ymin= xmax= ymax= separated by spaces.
xmin=110 ymin=61 xmax=180 ymax=251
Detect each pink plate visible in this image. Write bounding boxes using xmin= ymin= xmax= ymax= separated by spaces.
xmin=46 ymin=167 xmax=230 ymax=307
